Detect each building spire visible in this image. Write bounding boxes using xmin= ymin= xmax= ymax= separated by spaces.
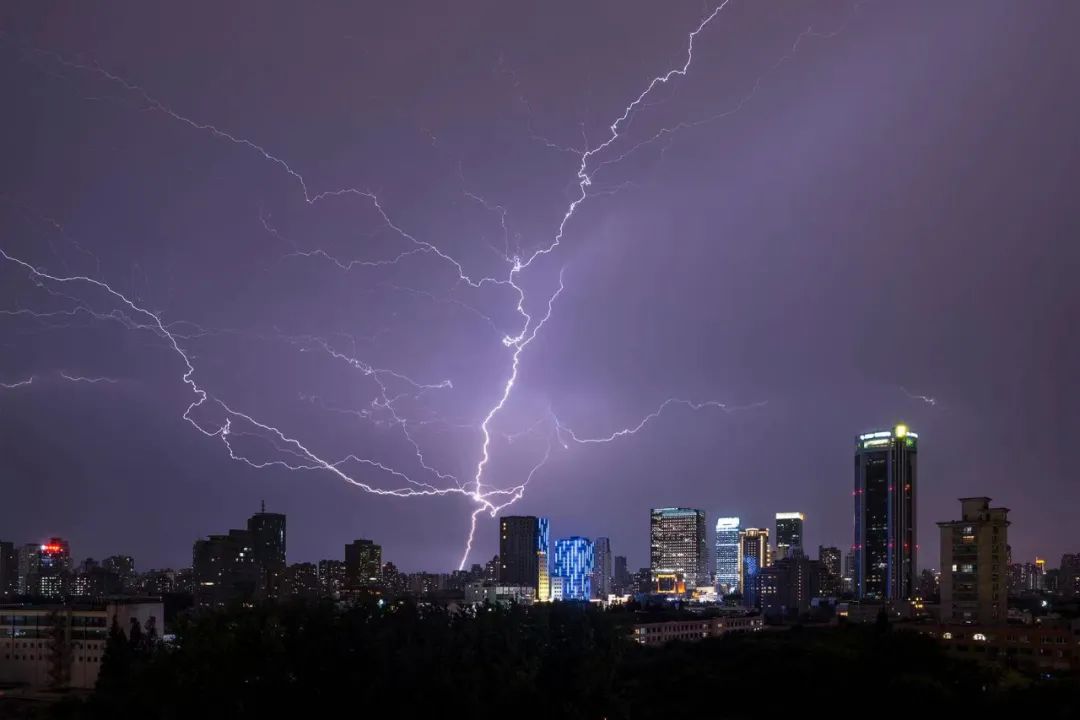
xmin=261 ymin=499 xmax=265 ymax=514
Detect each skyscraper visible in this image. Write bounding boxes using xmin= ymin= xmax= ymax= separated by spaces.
xmin=499 ymin=516 xmax=550 ymax=593
xmin=552 ymin=537 xmax=594 ymax=601
xmin=938 ymin=497 xmax=1009 ymax=624
xmin=739 ymin=528 xmax=770 ymax=607
xmin=650 ymin=508 xmax=707 ymax=591
xmin=613 ymin=555 xmax=629 ymax=594
xmin=344 ymin=539 xmax=382 ymax=596
xmin=714 ymin=517 xmax=741 ymax=595
xmin=854 ymin=425 xmax=918 ymax=601
xmin=591 ymin=537 xmax=612 ymax=599
xmin=818 ymin=546 xmax=842 ymax=596
xmin=248 ymin=506 xmax=286 ymax=600
xmin=775 ymin=512 xmax=805 ymax=560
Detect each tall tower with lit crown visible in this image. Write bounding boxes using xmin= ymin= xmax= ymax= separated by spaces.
xmin=854 ymin=424 xmax=917 ymax=601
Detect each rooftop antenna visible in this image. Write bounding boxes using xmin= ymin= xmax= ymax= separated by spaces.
xmin=261 ymin=499 xmax=265 ymax=514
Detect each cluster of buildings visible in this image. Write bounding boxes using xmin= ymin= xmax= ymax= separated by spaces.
xmin=4 ymin=423 xmax=1080 ymax=687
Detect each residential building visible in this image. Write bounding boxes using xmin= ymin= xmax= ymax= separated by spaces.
xmin=613 ymin=555 xmax=629 ymax=594
xmin=758 ymin=553 xmax=823 ymax=619
xmin=318 ymin=559 xmax=345 ymax=599
xmin=247 ymin=506 xmax=286 ymax=600
xmin=591 ymin=537 xmax=612 ymax=599
xmin=192 ymin=529 xmax=257 ymax=608
xmin=344 ymin=539 xmax=382 ymax=596
xmin=284 ymin=562 xmax=320 ymax=600
xmin=854 ymin=425 xmax=918 ymax=601
xmin=818 ymin=546 xmax=842 ymax=596
xmin=938 ymin=497 xmax=1009 ymax=624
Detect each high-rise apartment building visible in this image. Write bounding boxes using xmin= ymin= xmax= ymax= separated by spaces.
xmin=193 ymin=530 xmax=257 ymax=607
xmin=650 ymin=508 xmax=707 ymax=591
xmin=613 ymin=555 xmax=629 ymax=594
xmin=854 ymin=425 xmax=917 ymax=601
xmin=739 ymin=527 xmax=770 ymax=607
xmin=247 ymin=506 xmax=286 ymax=600
xmin=552 ymin=537 xmax=594 ymax=601
xmin=102 ymin=555 xmax=136 ymax=592
xmin=775 ymin=513 xmax=805 ymax=560
xmin=344 ymin=539 xmax=382 ymax=596
xmin=498 ymin=516 xmax=550 ymax=595
xmin=16 ymin=544 xmax=39 ymax=596
xmin=938 ymin=497 xmax=1009 ymax=624
xmin=1061 ymin=554 xmax=1080 ymax=598
xmin=818 ymin=545 xmax=842 ymax=596
xmin=758 ymin=554 xmax=823 ymax=619
xmin=318 ymin=559 xmax=345 ymax=599
xmin=591 ymin=537 xmax=612 ymax=599
xmin=714 ymin=517 xmax=741 ymax=595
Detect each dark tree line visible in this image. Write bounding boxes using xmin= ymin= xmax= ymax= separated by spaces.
xmin=47 ymin=601 xmax=1080 ymax=719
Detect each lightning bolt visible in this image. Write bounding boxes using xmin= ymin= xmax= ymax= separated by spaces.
xmin=900 ymin=387 xmax=938 ymax=407
xmin=3 ymin=1 xmax=803 ymax=569
xmin=1 ymin=376 xmax=35 ymax=390
xmin=59 ymin=372 xmax=120 ymax=384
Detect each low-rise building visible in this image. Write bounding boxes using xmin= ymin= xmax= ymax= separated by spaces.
xmin=632 ymin=613 xmax=762 ymax=646
xmin=0 ymin=599 xmax=164 ymax=689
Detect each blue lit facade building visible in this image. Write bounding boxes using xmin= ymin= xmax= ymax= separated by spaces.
xmin=553 ymin=537 xmax=594 ymax=601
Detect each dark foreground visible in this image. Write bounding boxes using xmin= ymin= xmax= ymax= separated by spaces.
xmin=21 ymin=602 xmax=1080 ymax=718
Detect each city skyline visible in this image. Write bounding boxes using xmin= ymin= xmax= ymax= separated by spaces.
xmin=2 ymin=1 xmax=1078 ymax=573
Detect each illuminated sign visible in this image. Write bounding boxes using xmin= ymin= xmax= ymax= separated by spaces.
xmin=715 ymin=517 xmax=740 ymax=530
xmin=775 ymin=512 xmax=805 ymax=520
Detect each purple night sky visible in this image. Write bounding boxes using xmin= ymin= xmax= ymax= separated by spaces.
xmin=1 ymin=1 xmax=1077 ymax=574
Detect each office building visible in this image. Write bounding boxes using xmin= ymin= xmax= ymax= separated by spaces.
xmin=193 ymin=529 xmax=257 ymax=608
xmin=0 ymin=599 xmax=162 ymax=689
xmin=613 ymin=555 xmax=629 ymax=594
xmin=715 ymin=517 xmax=741 ymax=595
xmin=591 ymin=537 xmax=612 ymax=599
xmin=552 ymin=537 xmax=594 ymax=601
xmin=739 ymin=527 xmax=770 ymax=607
xmin=775 ymin=512 xmax=805 ymax=560
xmin=758 ymin=554 xmax=823 ymax=619
xmin=247 ymin=506 xmax=286 ymax=600
xmin=0 ymin=542 xmax=15 ymax=598
xmin=938 ymin=497 xmax=1009 ymax=624
xmin=854 ymin=425 xmax=918 ymax=601
xmin=344 ymin=539 xmax=382 ymax=596
xmin=819 ymin=546 xmax=842 ymax=596
xmin=650 ymin=508 xmax=707 ymax=591
xmin=498 ymin=516 xmax=550 ymax=595
xmin=318 ymin=559 xmax=345 ymax=599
